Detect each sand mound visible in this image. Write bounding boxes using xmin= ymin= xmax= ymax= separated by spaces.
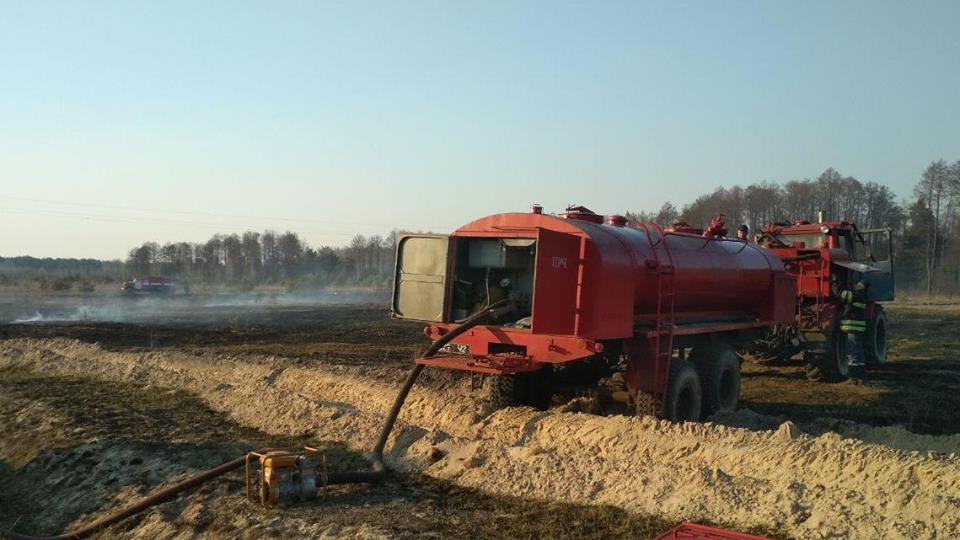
xmin=2 ymin=338 xmax=959 ymax=539
xmin=711 ymin=408 xmax=960 ymax=455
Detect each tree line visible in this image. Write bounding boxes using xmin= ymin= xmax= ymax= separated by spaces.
xmin=125 ymin=230 xmax=400 ymax=290
xmin=0 ymin=232 xmax=400 ymax=291
xmin=626 ymin=163 xmax=960 ymax=295
xmin=3 ymin=159 xmax=959 ymax=296
xmin=628 ymin=168 xmax=902 ymax=235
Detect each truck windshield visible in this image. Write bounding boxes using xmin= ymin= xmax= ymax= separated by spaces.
xmin=777 ymin=233 xmax=825 ymax=249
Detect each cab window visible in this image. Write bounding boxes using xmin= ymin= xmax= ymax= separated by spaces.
xmin=777 ymin=233 xmax=825 ymax=249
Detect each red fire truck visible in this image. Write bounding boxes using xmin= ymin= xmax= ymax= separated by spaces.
xmin=121 ymin=276 xmax=187 ymax=295
xmin=755 ymin=219 xmax=894 ymax=380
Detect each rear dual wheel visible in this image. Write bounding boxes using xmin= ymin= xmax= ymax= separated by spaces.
xmin=659 ymin=361 xmax=702 ymax=422
xmin=690 ymin=342 xmax=741 ymax=416
xmin=488 ymin=367 xmax=554 ymax=409
xmin=637 ymin=342 xmax=742 ymax=423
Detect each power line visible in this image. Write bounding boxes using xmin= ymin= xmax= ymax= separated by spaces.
xmin=0 ymin=206 xmax=396 ymax=237
xmin=0 ymin=194 xmax=458 ymax=230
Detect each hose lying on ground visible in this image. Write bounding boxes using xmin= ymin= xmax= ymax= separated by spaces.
xmin=327 ymin=297 xmax=508 ymax=483
xmin=367 ymin=297 xmax=509 ymax=477
xmin=3 ymin=456 xmax=247 ymax=540
xmin=3 ymin=299 xmax=509 ymax=540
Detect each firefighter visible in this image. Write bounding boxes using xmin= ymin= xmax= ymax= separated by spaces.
xmin=704 ymin=214 xmax=728 ymax=238
xmin=736 ymin=224 xmax=750 ymax=241
xmin=839 ymin=281 xmax=869 ymax=378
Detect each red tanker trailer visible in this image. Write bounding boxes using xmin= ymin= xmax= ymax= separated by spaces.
xmin=392 ymin=205 xmax=795 ymax=421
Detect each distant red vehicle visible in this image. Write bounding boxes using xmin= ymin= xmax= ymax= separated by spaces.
xmin=121 ymin=276 xmax=187 ymax=295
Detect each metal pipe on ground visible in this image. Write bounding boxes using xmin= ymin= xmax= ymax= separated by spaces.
xmin=3 ymin=456 xmax=247 ymax=540
xmin=3 ymin=300 xmax=509 ymax=540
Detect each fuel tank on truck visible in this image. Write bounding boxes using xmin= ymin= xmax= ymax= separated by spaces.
xmin=392 ymin=207 xmax=795 ymax=356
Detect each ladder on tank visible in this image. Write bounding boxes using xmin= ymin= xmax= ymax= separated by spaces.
xmin=637 ymin=222 xmax=677 ymax=416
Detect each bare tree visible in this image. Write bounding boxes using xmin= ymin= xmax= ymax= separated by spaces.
xmin=654 ymin=202 xmax=680 ymax=225
xmin=241 ymin=231 xmax=262 ymax=283
xmin=126 ymin=243 xmax=156 ymax=275
xmin=277 ymin=231 xmax=304 ymax=280
xmin=916 ymin=160 xmax=950 ymax=294
xmin=348 ymin=234 xmax=365 ymax=286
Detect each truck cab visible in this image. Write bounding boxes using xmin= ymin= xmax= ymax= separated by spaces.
xmin=756 ymin=220 xmax=894 ymax=380
xmin=758 ymin=220 xmax=894 ymax=303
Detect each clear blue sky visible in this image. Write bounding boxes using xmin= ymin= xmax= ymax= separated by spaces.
xmin=2 ymin=1 xmax=958 ymax=259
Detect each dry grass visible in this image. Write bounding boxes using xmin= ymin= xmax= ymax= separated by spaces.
xmin=740 ymin=305 xmax=960 ymax=434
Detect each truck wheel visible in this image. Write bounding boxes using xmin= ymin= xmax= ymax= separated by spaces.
xmin=864 ymin=306 xmax=888 ymax=368
xmin=691 ymin=342 xmax=740 ymax=417
xmin=804 ymin=334 xmax=849 ymax=382
xmin=488 ymin=368 xmax=553 ymax=409
xmin=661 ymin=361 xmax=702 ymax=422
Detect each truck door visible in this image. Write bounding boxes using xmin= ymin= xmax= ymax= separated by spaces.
xmin=531 ymin=229 xmax=583 ymax=335
xmin=392 ymin=235 xmax=451 ymax=322
xmin=857 ymin=228 xmax=895 ymax=302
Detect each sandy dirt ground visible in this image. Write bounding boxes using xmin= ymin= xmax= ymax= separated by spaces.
xmin=1 ymin=297 xmax=959 ymax=539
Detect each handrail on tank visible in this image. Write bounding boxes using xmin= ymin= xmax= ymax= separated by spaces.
xmin=633 ymin=221 xmax=656 ymax=254
xmin=647 ymin=222 xmax=666 ymax=248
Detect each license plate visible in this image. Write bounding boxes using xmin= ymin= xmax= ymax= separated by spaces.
xmin=439 ymin=343 xmax=470 ymax=355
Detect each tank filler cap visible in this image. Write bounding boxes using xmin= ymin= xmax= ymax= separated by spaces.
xmin=560 ymin=205 xmax=604 ymax=224
xmin=606 ymin=215 xmax=627 ymax=227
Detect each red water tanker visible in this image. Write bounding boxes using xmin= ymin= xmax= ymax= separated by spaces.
xmin=392 ymin=206 xmax=795 ymax=421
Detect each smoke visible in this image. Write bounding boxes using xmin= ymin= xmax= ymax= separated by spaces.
xmin=10 ymin=304 xmax=135 ymax=324
xmin=13 ymin=313 xmax=46 ymax=323
xmin=2 ymin=290 xmax=391 ymax=325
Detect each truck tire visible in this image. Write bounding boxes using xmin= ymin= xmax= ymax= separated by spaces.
xmin=661 ymin=361 xmax=702 ymax=422
xmin=864 ymin=306 xmax=887 ymax=368
xmin=691 ymin=342 xmax=741 ymax=417
xmin=488 ymin=368 xmax=553 ymax=409
xmin=804 ymin=333 xmax=849 ymax=382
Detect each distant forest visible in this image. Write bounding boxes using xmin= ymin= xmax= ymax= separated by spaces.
xmin=123 ymin=231 xmax=400 ymax=290
xmin=0 ymin=232 xmax=400 ymax=292
xmin=2 ymin=159 xmax=959 ymax=295
xmin=627 ymin=161 xmax=960 ymax=296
